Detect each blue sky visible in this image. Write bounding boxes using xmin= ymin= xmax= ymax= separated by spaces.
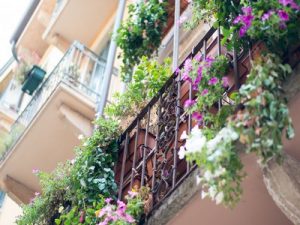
xmin=0 ymin=0 xmax=32 ymax=67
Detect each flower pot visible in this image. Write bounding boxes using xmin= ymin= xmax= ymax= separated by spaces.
xmin=22 ymin=65 xmax=46 ymax=95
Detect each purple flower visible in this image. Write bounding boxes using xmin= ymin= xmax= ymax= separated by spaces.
xmin=192 ymin=112 xmax=203 ymax=122
xmin=194 ymin=74 xmax=202 ymax=86
xmin=124 ymin=214 xmax=135 ymax=223
xmin=128 ymin=191 xmax=138 ymax=198
xmin=242 ymin=6 xmax=252 ymax=15
xmin=278 ymin=10 xmax=289 ymax=21
xmin=279 ymin=0 xmax=300 ymax=10
xmin=222 ymin=76 xmax=230 ymax=87
xmin=201 ymin=89 xmax=209 ymax=96
xmin=279 ymin=21 xmax=287 ymax=29
xmin=194 ymin=53 xmax=202 ymax=61
xmin=117 ymin=200 xmax=126 ymax=211
xmin=175 ymin=68 xmax=180 ymax=75
xmin=184 ymin=58 xmax=193 ymax=72
xmin=184 ymin=99 xmax=196 ymax=108
xmin=205 ymin=56 xmax=215 ymax=67
xmin=262 ymin=10 xmax=274 ymax=21
xmin=234 ymin=6 xmax=254 ymax=37
xmin=105 ymin=198 xmax=112 ymax=204
xmin=182 ymin=72 xmax=192 ymax=82
xmin=208 ymin=77 xmax=219 ymax=85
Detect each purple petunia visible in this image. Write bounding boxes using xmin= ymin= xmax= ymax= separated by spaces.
xmin=192 ymin=112 xmax=203 ymax=122
xmin=208 ymin=77 xmax=219 ymax=85
xmin=182 ymin=72 xmax=192 ymax=83
xmin=205 ymin=56 xmax=215 ymax=67
xmin=201 ymin=89 xmax=209 ymax=96
xmin=262 ymin=10 xmax=274 ymax=21
xmin=279 ymin=0 xmax=300 ymax=10
xmin=222 ymin=76 xmax=230 ymax=87
xmin=194 ymin=53 xmax=202 ymax=61
xmin=184 ymin=99 xmax=196 ymax=108
xmin=233 ymin=6 xmax=254 ymax=37
xmin=184 ymin=58 xmax=193 ymax=72
xmin=278 ymin=9 xmax=289 ymax=21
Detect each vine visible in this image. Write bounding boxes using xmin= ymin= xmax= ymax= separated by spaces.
xmin=116 ymin=0 xmax=168 ymax=82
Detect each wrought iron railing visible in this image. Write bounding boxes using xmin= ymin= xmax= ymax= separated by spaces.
xmin=0 ymin=41 xmax=111 ymax=161
xmin=115 ymin=27 xmax=253 ymax=214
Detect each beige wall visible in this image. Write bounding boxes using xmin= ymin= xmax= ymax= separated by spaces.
xmin=0 ymin=195 xmax=22 ymax=225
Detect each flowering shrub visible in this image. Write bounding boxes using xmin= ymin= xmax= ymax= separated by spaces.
xmin=181 ymin=54 xmax=229 ymax=123
xmin=179 ymin=125 xmax=244 ymax=207
xmin=116 ymin=0 xmax=168 ymax=82
xmin=17 ymin=117 xmax=121 ymax=225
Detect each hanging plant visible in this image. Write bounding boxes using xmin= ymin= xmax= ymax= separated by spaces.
xmin=116 ymin=0 xmax=168 ymax=82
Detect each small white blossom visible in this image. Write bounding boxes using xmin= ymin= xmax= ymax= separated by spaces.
xmin=196 ymin=175 xmax=202 ymax=185
xmin=185 ymin=126 xmax=207 ymax=153
xmin=78 ymin=134 xmax=84 ymax=140
xmin=208 ymin=186 xmax=217 ymax=199
xmin=180 ymin=130 xmax=188 ymax=140
xmin=83 ymin=141 xmax=88 ymax=147
xmin=201 ymin=191 xmax=209 ymax=199
xmin=203 ymin=170 xmax=214 ymax=181
xmin=214 ymin=167 xmax=226 ymax=177
xmin=215 ymin=192 xmax=224 ymax=205
xmin=178 ymin=146 xmax=186 ymax=159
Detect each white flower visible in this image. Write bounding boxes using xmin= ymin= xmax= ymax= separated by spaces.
xmin=201 ymin=191 xmax=209 ymax=199
xmin=78 ymin=134 xmax=84 ymax=140
xmin=83 ymin=141 xmax=88 ymax=147
xmin=215 ymin=192 xmax=224 ymax=205
xmin=208 ymin=186 xmax=217 ymax=199
xmin=207 ymin=137 xmax=220 ymax=154
xmin=178 ymin=146 xmax=186 ymax=159
xmin=203 ymin=170 xmax=214 ymax=181
xmin=185 ymin=126 xmax=206 ymax=153
xmin=214 ymin=167 xmax=226 ymax=177
xmin=207 ymin=148 xmax=223 ymax=161
xmin=180 ymin=130 xmax=188 ymax=140
xmin=196 ymin=175 xmax=202 ymax=185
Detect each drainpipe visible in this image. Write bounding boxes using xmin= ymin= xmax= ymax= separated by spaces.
xmin=9 ymin=0 xmax=40 ymax=61
xmin=172 ymin=0 xmax=181 ymax=71
xmin=96 ymin=0 xmax=127 ymax=117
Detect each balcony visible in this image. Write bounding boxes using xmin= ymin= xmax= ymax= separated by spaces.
xmin=0 ymin=42 xmax=110 ymax=204
xmin=43 ymin=0 xmax=118 ymax=47
xmin=115 ymin=27 xmax=300 ymax=224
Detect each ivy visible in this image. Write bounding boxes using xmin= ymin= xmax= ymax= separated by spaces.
xmin=116 ymin=0 xmax=168 ymax=82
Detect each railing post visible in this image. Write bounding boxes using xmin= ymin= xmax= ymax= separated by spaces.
xmin=172 ymin=0 xmax=181 ymax=72
xmin=96 ymin=0 xmax=126 ymax=117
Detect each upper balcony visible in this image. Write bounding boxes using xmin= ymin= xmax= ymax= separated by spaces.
xmin=114 ymin=27 xmax=300 ymax=225
xmin=43 ymin=0 xmax=118 ymax=48
xmin=0 ymin=42 xmax=114 ymax=204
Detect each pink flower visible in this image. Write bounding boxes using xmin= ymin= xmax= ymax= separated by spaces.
xmin=233 ymin=6 xmax=254 ymax=37
xmin=262 ymin=10 xmax=274 ymax=21
xmin=279 ymin=0 xmax=300 ymax=9
xmin=201 ymin=89 xmax=209 ymax=96
xmin=184 ymin=58 xmax=193 ymax=72
xmin=222 ymin=76 xmax=229 ymax=87
xmin=278 ymin=10 xmax=289 ymax=21
xmin=205 ymin=56 xmax=215 ymax=67
xmin=128 ymin=191 xmax=138 ymax=198
xmin=124 ymin=213 xmax=135 ymax=223
xmin=175 ymin=67 xmax=180 ymax=75
xmin=182 ymin=72 xmax=192 ymax=83
xmin=117 ymin=200 xmax=126 ymax=211
xmin=105 ymin=198 xmax=112 ymax=204
xmin=34 ymin=192 xmax=40 ymax=196
xmin=208 ymin=77 xmax=219 ymax=85
xmin=177 ymin=15 xmax=187 ymax=26
xmin=32 ymin=168 xmax=39 ymax=174
xmin=194 ymin=53 xmax=202 ymax=61
xmin=192 ymin=112 xmax=203 ymax=122
xmin=184 ymin=99 xmax=196 ymax=108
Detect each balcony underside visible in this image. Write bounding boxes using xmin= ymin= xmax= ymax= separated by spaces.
xmin=0 ymin=83 xmax=96 ymax=204
xmin=43 ymin=0 xmax=118 ymax=47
